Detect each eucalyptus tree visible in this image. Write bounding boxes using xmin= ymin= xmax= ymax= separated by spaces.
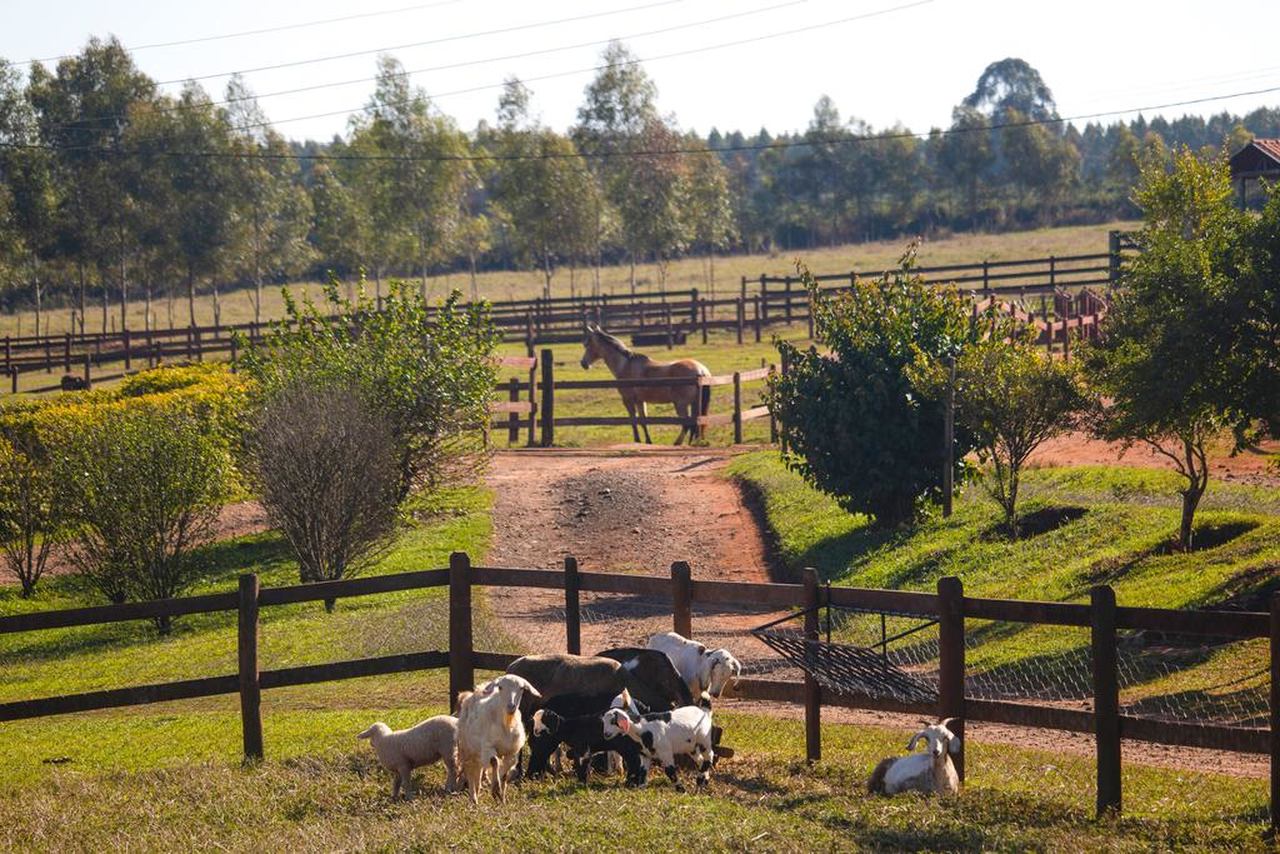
xmin=683 ymin=139 xmax=737 ymax=296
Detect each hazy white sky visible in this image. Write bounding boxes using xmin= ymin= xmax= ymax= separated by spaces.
xmin=4 ymin=0 xmax=1276 ymax=142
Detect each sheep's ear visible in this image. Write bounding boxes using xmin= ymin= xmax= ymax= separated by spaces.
xmin=616 ymin=713 xmax=631 ymax=734
xmin=509 ymin=675 xmax=542 ymax=700
xmin=948 ymin=734 xmax=962 ymax=755
xmin=356 ymin=726 xmax=374 ymax=740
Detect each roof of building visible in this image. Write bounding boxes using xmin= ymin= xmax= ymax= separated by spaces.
xmin=1230 ymin=139 xmax=1280 ymax=177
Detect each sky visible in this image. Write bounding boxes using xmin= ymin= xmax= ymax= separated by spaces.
xmin=3 ymin=0 xmax=1277 ymax=143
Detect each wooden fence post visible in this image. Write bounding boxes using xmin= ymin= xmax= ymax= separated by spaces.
xmin=768 ymin=364 xmax=779 ymax=444
xmin=527 ymin=364 xmax=537 ymax=447
xmin=9 ymin=368 xmax=17 ymax=394
xmin=237 ymin=573 xmax=264 ymax=762
xmin=4 ymin=336 xmax=10 ymax=374
xmin=82 ymin=354 xmax=91 ymax=390
xmin=664 ymin=303 xmax=673 ymax=349
xmin=229 ymin=336 xmax=238 ymax=373
xmin=1063 ymin=319 xmax=1071 ymax=363
xmin=943 ymin=357 xmax=955 ymax=518
xmin=784 ymin=275 xmax=793 ymax=323
xmin=525 ymin=311 xmax=534 ymax=357
xmin=449 ymin=552 xmax=474 ymax=712
xmin=123 ymin=328 xmax=131 ymax=371
xmin=753 ymin=295 xmax=762 ymax=342
xmin=700 ymin=298 xmax=708 ymax=345
xmin=507 ymin=377 xmax=520 ymax=445
xmin=937 ymin=575 xmax=965 ymax=781
xmin=63 ymin=333 xmax=71 ymax=372
xmin=1092 ymin=584 xmax=1121 ymax=818
xmin=689 ymin=287 xmax=699 ymax=326
xmin=732 ymin=371 xmax=743 ymax=445
xmin=803 ymin=567 xmax=821 ymax=763
xmin=540 ymin=348 xmax=554 ymax=448
xmin=565 ymin=556 xmax=581 ymax=655
xmin=671 ymin=561 xmax=692 ymax=638
xmin=1271 ymin=591 xmax=1280 ymax=834
xmin=736 ymin=297 xmax=744 ymax=345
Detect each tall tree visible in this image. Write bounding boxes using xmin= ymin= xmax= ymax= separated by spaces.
xmin=610 ymin=118 xmax=690 ymax=294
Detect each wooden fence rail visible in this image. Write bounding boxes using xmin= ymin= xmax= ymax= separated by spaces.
xmin=0 ymin=554 xmax=1273 ymax=828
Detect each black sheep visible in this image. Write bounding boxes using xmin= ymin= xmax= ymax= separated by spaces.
xmin=596 ymin=647 xmax=694 ymax=711
xmin=530 ymin=707 xmax=647 ymax=786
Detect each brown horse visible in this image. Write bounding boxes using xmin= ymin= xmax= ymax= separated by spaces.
xmin=579 ymin=324 xmax=711 ymax=445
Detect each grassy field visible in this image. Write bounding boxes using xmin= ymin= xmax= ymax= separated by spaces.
xmin=726 ymin=453 xmax=1280 ymax=715
xmin=2 ymin=221 xmax=1134 ymax=339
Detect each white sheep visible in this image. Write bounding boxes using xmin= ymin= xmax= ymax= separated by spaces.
xmin=356 ymin=715 xmax=459 ymax=799
xmin=646 ymin=631 xmax=742 ymax=699
xmin=867 ymin=719 xmax=961 ymax=796
xmin=602 ymin=705 xmax=715 ymax=792
xmin=455 ymin=674 xmax=542 ymax=804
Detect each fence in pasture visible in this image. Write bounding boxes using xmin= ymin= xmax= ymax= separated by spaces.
xmin=1 ymin=554 xmax=1275 ymax=825
xmin=0 ymin=239 xmax=1128 ymax=394
xmin=486 ymin=350 xmax=776 ymax=447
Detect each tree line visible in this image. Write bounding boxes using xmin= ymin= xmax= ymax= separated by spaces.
xmin=1 ymin=39 xmax=1277 ymax=333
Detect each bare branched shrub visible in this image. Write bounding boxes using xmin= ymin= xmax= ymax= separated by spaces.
xmin=245 ymin=383 xmax=400 ymax=608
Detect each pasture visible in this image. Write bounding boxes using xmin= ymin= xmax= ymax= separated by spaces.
xmin=0 ymin=221 xmax=1134 ymax=340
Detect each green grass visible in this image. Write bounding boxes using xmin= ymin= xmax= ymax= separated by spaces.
xmin=0 ymin=710 xmax=1267 ymax=851
xmin=726 ymin=452 xmax=1280 ymax=712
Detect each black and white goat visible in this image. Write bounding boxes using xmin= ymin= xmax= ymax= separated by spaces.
xmin=530 ymin=700 xmax=646 ymax=786
xmin=601 ymin=705 xmax=714 ymax=792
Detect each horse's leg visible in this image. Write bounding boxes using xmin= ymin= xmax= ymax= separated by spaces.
xmin=623 ymin=396 xmax=641 ymax=443
xmin=638 ymin=401 xmax=653 ymax=444
xmin=673 ymin=401 xmax=688 ymax=446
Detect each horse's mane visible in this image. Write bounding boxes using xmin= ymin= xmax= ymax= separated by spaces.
xmin=593 ymin=328 xmax=634 ymax=359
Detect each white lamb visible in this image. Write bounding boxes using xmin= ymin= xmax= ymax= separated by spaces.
xmin=646 ymin=631 xmax=742 ymax=699
xmin=455 ymin=674 xmax=541 ymax=804
xmin=356 ymin=715 xmax=459 ymax=799
xmin=602 ymin=705 xmax=715 ymax=792
xmin=867 ymin=719 xmax=961 ymax=796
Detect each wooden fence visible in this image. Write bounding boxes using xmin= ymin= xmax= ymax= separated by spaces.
xmin=487 ymin=350 xmax=776 ymax=447
xmin=0 ymin=554 xmax=1274 ymax=825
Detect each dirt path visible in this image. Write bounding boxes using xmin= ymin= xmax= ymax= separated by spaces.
xmin=483 ymin=445 xmax=1267 ymax=779
xmin=1031 ymin=434 xmax=1280 ymax=486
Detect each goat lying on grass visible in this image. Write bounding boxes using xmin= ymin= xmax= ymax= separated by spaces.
xmin=867 ymin=719 xmax=961 ymax=796
xmin=356 ymin=716 xmax=459 ymax=799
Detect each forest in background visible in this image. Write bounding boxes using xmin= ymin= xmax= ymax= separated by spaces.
xmin=1 ymin=37 xmax=1277 ymax=333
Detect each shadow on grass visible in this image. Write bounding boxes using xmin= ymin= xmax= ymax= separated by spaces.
xmin=980 ymin=506 xmax=1089 ymax=542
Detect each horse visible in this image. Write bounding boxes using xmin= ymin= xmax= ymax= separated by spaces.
xmin=579 ymin=324 xmax=711 ymax=445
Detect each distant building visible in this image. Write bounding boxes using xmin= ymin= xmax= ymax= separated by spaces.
xmin=1229 ymin=139 xmax=1280 ymax=207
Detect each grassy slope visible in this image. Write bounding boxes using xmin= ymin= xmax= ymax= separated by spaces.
xmin=4 ymin=221 xmax=1132 ymax=339
xmin=727 ymin=452 xmax=1280 ymax=710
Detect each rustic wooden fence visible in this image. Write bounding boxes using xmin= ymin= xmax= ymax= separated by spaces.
xmin=1 ymin=554 xmax=1274 ymax=826
xmin=487 ymin=350 xmax=776 ymax=447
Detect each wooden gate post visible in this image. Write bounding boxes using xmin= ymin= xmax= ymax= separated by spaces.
xmin=237 ymin=573 xmax=264 ymax=762
xmin=671 ymin=561 xmax=693 ymax=638
xmin=937 ymin=575 xmax=965 ymax=780
xmin=565 ymin=556 xmax=581 ymax=655
xmin=540 ymin=348 xmax=554 ymax=448
xmin=449 ymin=552 xmax=474 ymax=711
xmin=1092 ymin=585 xmax=1121 ymax=818
xmin=732 ymin=371 xmax=743 ymax=445
xmin=803 ymin=567 xmax=822 ymax=763
xmin=1271 ymin=591 xmax=1280 ymax=834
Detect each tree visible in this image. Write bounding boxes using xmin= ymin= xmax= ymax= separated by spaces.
xmin=0 ymin=432 xmax=62 ymax=597
xmin=309 ymin=159 xmax=369 ymax=282
xmin=1230 ymin=184 xmax=1280 ymax=432
xmin=245 ymin=382 xmax=400 ymax=608
xmin=936 ymin=106 xmax=994 ymax=222
xmin=768 ymin=254 xmax=981 ymax=527
xmin=51 ymin=407 xmax=227 ymax=631
xmin=610 ymin=118 xmax=690 ymax=293
xmin=914 ymin=334 xmax=1086 ymax=537
xmin=964 ymin=58 xmax=1057 ymax=122
xmin=242 ymin=277 xmax=498 ymax=500
xmin=1083 ymin=148 xmax=1246 ymax=551
xmin=684 ymin=143 xmax=737 ymax=297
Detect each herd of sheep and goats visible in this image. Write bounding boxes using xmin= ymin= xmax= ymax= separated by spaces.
xmin=357 ymin=631 xmax=961 ymax=804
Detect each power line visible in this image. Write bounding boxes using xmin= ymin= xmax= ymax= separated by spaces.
xmin=55 ymin=0 xmax=812 ymax=134
xmin=228 ymin=0 xmax=937 ymax=133
xmin=5 ymin=80 xmax=1277 ymax=165
xmin=20 ymin=0 xmax=465 ymax=65
xmin=152 ymin=0 xmax=686 ymax=86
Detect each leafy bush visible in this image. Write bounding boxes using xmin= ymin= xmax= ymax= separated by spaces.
xmin=241 ymin=277 xmax=498 ymax=499
xmin=49 ymin=407 xmax=228 ymax=632
xmin=768 ymin=255 xmax=981 ymax=528
xmin=244 ymin=382 xmax=400 ymax=607
xmin=913 ymin=333 xmax=1087 ymax=537
xmin=0 ymin=432 xmax=61 ymax=598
